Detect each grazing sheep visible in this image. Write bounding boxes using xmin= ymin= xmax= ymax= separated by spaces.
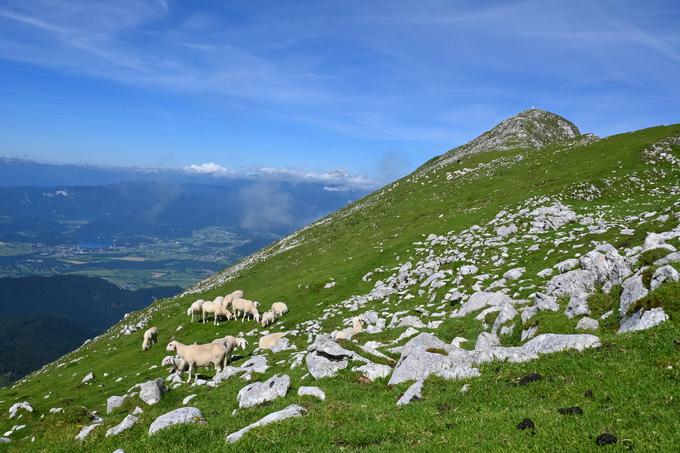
xmin=201 ymin=301 xmax=232 ymax=325
xmin=231 ymin=298 xmax=261 ymax=323
xmin=142 ymin=327 xmax=158 ymax=351
xmin=334 ymin=317 xmax=363 ymax=341
xmin=166 ymin=340 xmax=227 ymax=383
xmin=187 ymin=299 xmax=205 ymax=323
xmin=260 ymin=311 xmax=276 ymax=327
xmin=161 ymin=356 xmax=187 ymax=374
xmin=271 ymin=302 xmax=289 ymax=318
xmin=259 ymin=332 xmax=288 ymax=350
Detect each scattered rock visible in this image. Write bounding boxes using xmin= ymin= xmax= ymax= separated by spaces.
xmin=298 ymin=386 xmax=325 ymax=400
xmin=183 ymin=394 xmax=197 ymax=405
xmin=237 ymin=375 xmax=290 ymax=409
xmin=650 ymin=265 xmax=679 ymax=291
xmin=352 ymin=362 xmax=392 ymax=381
xmin=106 ymin=414 xmax=138 ymax=437
xmin=240 ymin=356 xmax=269 ymax=374
xmin=8 ymin=402 xmax=32 ymax=419
xmin=139 ymin=378 xmax=165 ymax=406
xmin=396 ymin=380 xmax=424 ymax=406
xmin=226 ymin=404 xmax=305 ymax=443
xmin=106 ymin=395 xmax=127 ymax=414
xmin=576 ymin=317 xmax=599 ymax=331
xmin=619 ymin=275 xmax=648 ymax=316
xmin=148 ymin=407 xmax=206 ymax=435
xmin=619 ymin=308 xmax=668 ymax=333
xmin=82 ymin=372 xmax=95 ymax=384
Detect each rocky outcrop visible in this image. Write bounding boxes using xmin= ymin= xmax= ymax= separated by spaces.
xmin=148 ymin=407 xmax=205 ymax=435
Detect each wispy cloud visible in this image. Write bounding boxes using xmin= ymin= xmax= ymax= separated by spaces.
xmin=183 ymin=162 xmax=378 ymax=190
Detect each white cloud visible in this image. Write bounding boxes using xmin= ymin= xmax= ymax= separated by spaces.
xmin=183 ymin=162 xmax=230 ymax=175
xmin=182 ymin=162 xmax=378 ymax=190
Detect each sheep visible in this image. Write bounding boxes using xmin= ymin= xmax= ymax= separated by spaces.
xmin=210 ymin=335 xmax=247 ymax=367
xmin=200 ymin=301 xmax=228 ymax=325
xmin=231 ymin=298 xmax=261 ymax=323
xmin=334 ymin=317 xmax=363 ymax=341
xmin=221 ymin=290 xmax=244 ymax=310
xmin=161 ymin=355 xmax=187 ymax=374
xmin=271 ymin=302 xmax=288 ymax=318
xmin=166 ymin=340 xmax=227 ymax=383
xmin=259 ymin=332 xmax=288 ymax=350
xmin=142 ymin=327 xmax=158 ymax=351
xmin=260 ymin=311 xmax=276 ymax=327
xmin=187 ymin=299 xmax=205 ymax=323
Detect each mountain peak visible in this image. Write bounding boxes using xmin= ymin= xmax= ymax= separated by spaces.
xmin=425 ymin=109 xmax=584 ymax=171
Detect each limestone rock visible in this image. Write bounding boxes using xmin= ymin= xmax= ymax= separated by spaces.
xmin=297 ymin=386 xmax=325 ymax=400
xmin=226 ymin=405 xmax=305 ymax=443
xmin=139 ymin=379 xmax=165 ymax=406
xmin=148 ymin=407 xmax=205 ymax=435
xmin=105 ymin=414 xmax=138 ymax=437
xmin=619 ymin=308 xmax=669 ymax=333
xmin=237 ymin=375 xmax=290 ymax=409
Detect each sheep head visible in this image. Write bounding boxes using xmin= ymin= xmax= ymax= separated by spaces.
xmin=166 ymin=341 xmax=178 ymax=352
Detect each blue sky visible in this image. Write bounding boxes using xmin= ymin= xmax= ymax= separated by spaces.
xmin=0 ymin=0 xmax=679 ymax=185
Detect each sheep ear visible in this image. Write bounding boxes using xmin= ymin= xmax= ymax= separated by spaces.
xmin=170 ymin=335 xmax=176 ymax=341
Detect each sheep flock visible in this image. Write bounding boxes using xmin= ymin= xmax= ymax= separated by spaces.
xmin=144 ymin=291 xmax=289 ymax=382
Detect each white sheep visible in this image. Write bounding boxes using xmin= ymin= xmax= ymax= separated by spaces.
xmin=221 ymin=290 xmax=245 ymax=311
xmin=260 ymin=311 xmax=276 ymax=327
xmin=210 ymin=335 xmax=247 ymax=367
xmin=271 ymin=302 xmax=288 ymax=318
xmin=161 ymin=355 xmax=187 ymax=374
xmin=142 ymin=327 xmax=158 ymax=351
xmin=258 ymin=332 xmax=288 ymax=350
xmin=166 ymin=340 xmax=227 ymax=383
xmin=201 ymin=300 xmax=232 ymax=325
xmin=334 ymin=317 xmax=363 ymax=341
xmin=187 ymin=299 xmax=205 ymax=323
xmin=231 ymin=298 xmax=261 ymax=323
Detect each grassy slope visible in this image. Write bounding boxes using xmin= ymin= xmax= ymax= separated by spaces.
xmin=1 ymin=124 xmax=679 ymax=451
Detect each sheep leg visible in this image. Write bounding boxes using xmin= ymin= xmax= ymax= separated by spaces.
xmin=187 ymin=363 xmax=194 ymax=383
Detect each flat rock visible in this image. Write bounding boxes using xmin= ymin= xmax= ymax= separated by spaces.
xmin=576 ymin=317 xmax=599 ymax=331
xmin=105 ymin=414 xmax=138 ymax=437
xmin=82 ymin=372 xmax=95 ymax=384
xmin=352 ymin=362 xmax=392 ymax=381
xmin=212 ymin=366 xmax=244 ymax=384
xmin=148 ymin=407 xmax=205 ymax=435
xmin=237 ymin=375 xmax=290 ymax=409
xmin=225 ymin=404 xmax=305 ymax=444
xmin=297 ymin=386 xmax=325 ymax=400
xmin=240 ymin=356 xmax=269 ymax=374
xmin=452 ymin=292 xmax=512 ymax=318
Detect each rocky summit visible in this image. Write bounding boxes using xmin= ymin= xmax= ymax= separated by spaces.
xmin=1 ymin=111 xmax=680 ymax=452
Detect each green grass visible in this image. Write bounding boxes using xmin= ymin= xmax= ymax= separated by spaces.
xmin=2 ymin=124 xmax=680 ymax=451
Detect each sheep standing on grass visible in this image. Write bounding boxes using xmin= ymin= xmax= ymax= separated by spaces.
xmin=142 ymin=327 xmax=158 ymax=351
xmin=210 ymin=335 xmax=247 ymax=367
xmin=260 ymin=311 xmax=276 ymax=327
xmin=271 ymin=302 xmax=289 ymax=318
xmin=187 ymin=299 xmax=204 ymax=323
xmin=222 ymin=290 xmax=244 ymax=310
xmin=231 ymin=298 xmax=261 ymax=323
xmin=166 ymin=340 xmax=227 ymax=383
xmin=334 ymin=318 xmax=363 ymax=341
xmin=201 ymin=300 xmax=232 ymax=325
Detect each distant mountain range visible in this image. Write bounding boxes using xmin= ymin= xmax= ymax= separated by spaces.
xmin=0 ymin=274 xmax=180 ymax=385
